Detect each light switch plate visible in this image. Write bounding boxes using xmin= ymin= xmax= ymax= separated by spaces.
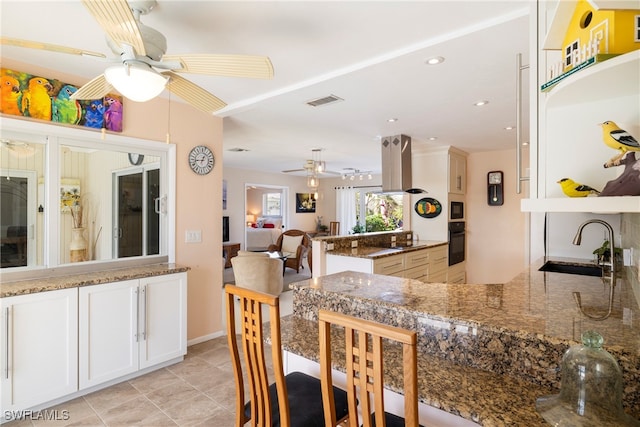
xmin=185 ymin=230 xmax=202 ymax=243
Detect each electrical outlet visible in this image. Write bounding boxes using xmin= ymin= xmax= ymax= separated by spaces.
xmin=351 ymin=240 xmax=358 ymax=248
xmin=327 ymin=243 xmax=334 ymax=251
xmin=185 ymin=230 xmax=202 ymax=243
xmin=391 ymin=235 xmax=396 ymax=242
xmin=406 ymin=233 xmax=412 ymax=241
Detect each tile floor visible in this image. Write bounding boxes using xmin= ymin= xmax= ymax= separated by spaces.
xmin=5 ymin=336 xmax=250 ymax=427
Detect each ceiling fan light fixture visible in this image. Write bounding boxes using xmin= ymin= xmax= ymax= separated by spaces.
xmin=104 ymin=62 xmax=167 ymax=102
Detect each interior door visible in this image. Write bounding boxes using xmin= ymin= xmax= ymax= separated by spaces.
xmin=113 ymin=167 xmax=160 ymax=258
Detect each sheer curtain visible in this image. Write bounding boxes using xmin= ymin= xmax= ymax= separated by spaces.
xmin=335 ymin=186 xmax=357 ymax=234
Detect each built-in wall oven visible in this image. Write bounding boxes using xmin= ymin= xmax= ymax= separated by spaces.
xmin=450 ymin=201 xmax=464 ymax=220
xmin=448 ymin=221 xmax=465 ymax=266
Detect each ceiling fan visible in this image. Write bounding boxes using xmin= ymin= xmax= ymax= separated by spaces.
xmin=0 ymin=0 xmax=274 ymax=114
xmin=282 ymin=149 xmax=340 ymax=176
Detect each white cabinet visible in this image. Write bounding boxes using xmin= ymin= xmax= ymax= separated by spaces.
xmin=1 ymin=288 xmax=78 ymax=412
xmin=448 ymin=152 xmax=466 ymax=195
xmin=139 ymin=273 xmax=187 ymax=368
xmin=79 ymin=273 xmax=187 ymax=389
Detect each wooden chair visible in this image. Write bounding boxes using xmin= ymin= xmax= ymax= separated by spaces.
xmin=329 ymin=221 xmax=340 ymax=236
xmin=268 ymin=229 xmax=310 ymax=273
xmin=318 ymin=310 xmax=420 ymax=427
xmin=225 ymin=285 xmax=349 ymax=427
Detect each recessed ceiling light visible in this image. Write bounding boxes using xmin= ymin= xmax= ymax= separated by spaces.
xmin=504 ymin=126 xmax=514 ymax=130
xmin=474 ymin=100 xmax=489 ymax=106
xmin=522 ymin=141 xmax=530 ymax=146
xmin=387 ymin=118 xmax=398 ymax=123
xmin=425 ymin=56 xmax=445 ymax=65
xmin=428 ymin=137 xmax=438 ymax=141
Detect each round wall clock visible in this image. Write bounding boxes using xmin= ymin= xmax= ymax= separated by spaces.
xmin=128 ymin=153 xmax=144 ymax=166
xmin=188 ymin=145 xmax=215 ymax=175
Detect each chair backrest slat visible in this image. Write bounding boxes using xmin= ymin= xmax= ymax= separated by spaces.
xmin=225 ymin=284 xmax=290 ymax=427
xmin=319 ymin=310 xmax=418 ymax=427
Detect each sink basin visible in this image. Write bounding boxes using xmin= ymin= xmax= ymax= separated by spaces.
xmin=538 ymin=261 xmax=603 ymax=277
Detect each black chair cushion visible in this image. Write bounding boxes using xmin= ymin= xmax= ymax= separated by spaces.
xmin=244 ymin=371 xmax=349 ymax=427
xmin=370 ymin=411 xmax=425 ymax=427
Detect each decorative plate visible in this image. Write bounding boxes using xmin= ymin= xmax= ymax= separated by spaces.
xmin=414 ymin=197 xmax=442 ymax=218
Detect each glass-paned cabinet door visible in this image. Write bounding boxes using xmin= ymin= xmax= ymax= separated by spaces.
xmin=0 ymin=137 xmax=46 ymax=269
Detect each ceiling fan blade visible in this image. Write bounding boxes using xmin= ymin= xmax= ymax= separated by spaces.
xmin=161 ymin=54 xmax=274 ymax=79
xmin=70 ymin=74 xmax=114 ymax=100
xmin=81 ymin=0 xmax=146 ymax=56
xmin=1 ymin=37 xmax=106 ymax=58
xmin=163 ymin=71 xmax=226 ymax=114
xmin=282 ymin=169 xmax=306 ymax=173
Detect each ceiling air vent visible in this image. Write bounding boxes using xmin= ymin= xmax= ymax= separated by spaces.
xmin=228 ymin=147 xmax=250 ymax=152
xmin=306 ymin=95 xmax=344 ymax=107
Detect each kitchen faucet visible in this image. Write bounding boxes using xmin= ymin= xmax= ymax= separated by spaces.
xmin=571 ymin=219 xmax=616 ymax=320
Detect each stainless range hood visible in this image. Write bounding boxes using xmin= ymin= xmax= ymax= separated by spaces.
xmin=381 ymin=134 xmax=426 ymax=194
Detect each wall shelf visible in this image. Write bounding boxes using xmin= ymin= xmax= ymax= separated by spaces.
xmin=521 ymin=196 xmax=640 ymax=213
xmin=545 ymin=50 xmax=640 ymax=107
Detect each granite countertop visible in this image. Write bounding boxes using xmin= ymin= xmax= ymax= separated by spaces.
xmin=276 ymin=315 xmax=553 ymax=427
xmin=327 ymin=240 xmax=447 ymax=259
xmin=284 ymin=257 xmax=640 ymax=425
xmin=1 ymin=263 xmax=190 ymax=298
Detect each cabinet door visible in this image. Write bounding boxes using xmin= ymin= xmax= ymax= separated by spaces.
xmin=448 ymin=153 xmax=466 ymax=194
xmin=139 ymin=273 xmax=187 ymax=369
xmin=427 ymin=246 xmax=449 ymax=279
xmin=1 ymin=288 xmax=78 ymax=412
xmin=79 ymin=280 xmax=139 ymax=389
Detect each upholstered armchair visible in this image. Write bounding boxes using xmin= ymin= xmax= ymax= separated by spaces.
xmin=268 ymin=230 xmax=310 ymax=273
xmin=231 ymin=252 xmax=284 ymax=295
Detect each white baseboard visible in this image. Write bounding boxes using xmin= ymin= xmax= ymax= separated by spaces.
xmin=187 ymin=330 xmax=225 ymax=347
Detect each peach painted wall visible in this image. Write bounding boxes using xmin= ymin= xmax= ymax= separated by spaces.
xmin=466 ymin=149 xmax=528 ymax=284
xmin=2 ymin=59 xmax=223 ymax=342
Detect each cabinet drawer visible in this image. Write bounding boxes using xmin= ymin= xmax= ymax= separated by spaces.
xmin=428 ymin=270 xmax=448 ymax=283
xmin=405 ymin=250 xmax=430 ymax=269
xmin=429 ymin=246 xmax=449 ymax=274
xmin=373 ymin=254 xmax=405 ymax=275
xmin=404 ymin=265 xmax=429 ymax=282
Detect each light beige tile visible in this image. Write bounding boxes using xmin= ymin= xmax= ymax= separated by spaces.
xmin=1 ymin=418 xmax=34 ymax=427
xmin=83 ymin=382 xmax=142 ymax=415
xmin=196 ymin=346 xmax=232 ymax=367
xmin=188 ymin=405 xmax=237 ymax=427
xmin=31 ymin=398 xmax=97 ymax=427
xmin=129 ymin=368 xmax=181 ymax=394
xmin=145 ymin=380 xmax=200 ymax=409
xmin=181 ymin=365 xmax=235 ymax=394
xmin=98 ymin=396 xmax=169 ymax=426
xmin=161 ymin=394 xmax=222 ymax=426
xmin=65 ymin=413 xmax=105 ymax=426
xmin=205 ymin=378 xmax=244 ymax=411
xmin=165 ymin=356 xmax=212 ymax=379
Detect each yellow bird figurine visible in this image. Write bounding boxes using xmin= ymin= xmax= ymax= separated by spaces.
xmin=558 ymin=178 xmax=600 ymax=197
xmin=601 ymin=121 xmax=640 ymax=168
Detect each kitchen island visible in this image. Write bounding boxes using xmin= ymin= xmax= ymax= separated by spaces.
xmin=277 ymin=257 xmax=640 ymax=426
